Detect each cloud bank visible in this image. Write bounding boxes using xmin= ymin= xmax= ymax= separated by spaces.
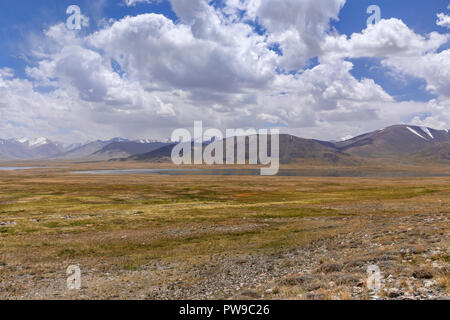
xmin=1 ymin=0 xmax=449 ymax=143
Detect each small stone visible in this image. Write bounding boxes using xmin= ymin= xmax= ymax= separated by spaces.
xmin=412 ymin=269 xmax=434 ymax=279
xmin=387 ymin=288 xmax=403 ymax=298
xmin=320 ymin=263 xmax=343 ymax=273
xmin=0 ymin=221 xmax=16 ymax=226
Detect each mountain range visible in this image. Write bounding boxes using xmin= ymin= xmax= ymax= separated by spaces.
xmin=0 ymin=137 xmax=65 ymax=160
xmin=131 ymin=125 xmax=450 ymax=164
xmin=1 ymin=125 xmax=449 ymax=163
xmin=0 ymin=137 xmax=171 ymax=161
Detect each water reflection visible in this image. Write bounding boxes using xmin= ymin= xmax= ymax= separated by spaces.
xmin=72 ymin=168 xmax=450 ymax=177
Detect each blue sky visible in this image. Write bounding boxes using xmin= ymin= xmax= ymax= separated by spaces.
xmin=0 ymin=0 xmax=449 ymax=142
xmin=333 ymin=0 xmax=450 ymax=102
xmin=0 ymin=0 xmax=447 ymax=101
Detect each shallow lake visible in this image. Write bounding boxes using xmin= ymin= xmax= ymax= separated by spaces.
xmin=72 ymin=168 xmax=450 ymax=177
xmin=0 ymin=167 xmax=41 ymax=171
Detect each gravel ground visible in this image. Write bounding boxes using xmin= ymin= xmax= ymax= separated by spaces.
xmin=1 ymin=211 xmax=448 ymax=300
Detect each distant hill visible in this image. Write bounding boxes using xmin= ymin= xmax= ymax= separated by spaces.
xmin=413 ymin=141 xmax=450 ymax=162
xmin=89 ymin=141 xmax=171 ymax=161
xmin=2 ymin=125 xmax=449 ymax=163
xmin=0 ymin=136 xmax=172 ymax=161
xmin=0 ymin=139 xmax=31 ymax=160
xmin=129 ymin=134 xmax=355 ymax=165
xmin=333 ymin=125 xmax=450 ymax=157
xmin=0 ymin=137 xmax=65 ymax=160
xmin=129 ymin=126 xmax=450 ymax=165
xmin=53 ymin=140 xmax=113 ymax=160
xmin=278 ymin=135 xmax=354 ymax=164
xmin=130 ymin=143 xmax=177 ymax=161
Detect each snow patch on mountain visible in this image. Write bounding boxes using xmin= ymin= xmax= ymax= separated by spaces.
xmin=420 ymin=127 xmax=434 ymax=139
xmin=340 ymin=135 xmax=354 ymax=141
xmin=407 ymin=127 xmax=428 ymax=141
xmin=17 ymin=137 xmax=30 ymax=144
xmin=29 ymin=137 xmax=49 ymax=147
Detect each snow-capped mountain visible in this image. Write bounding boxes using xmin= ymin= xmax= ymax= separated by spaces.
xmin=133 ymin=125 xmax=450 ymax=164
xmin=0 ymin=137 xmax=65 ymax=160
xmin=87 ymin=139 xmax=171 ymax=160
xmin=53 ymin=138 xmax=131 ymax=160
xmin=16 ymin=137 xmax=30 ymax=144
xmin=15 ymin=137 xmax=54 ymax=148
xmin=137 ymin=138 xmax=171 ymax=144
xmin=52 ymin=138 xmax=171 ymax=160
xmin=1 ymin=125 xmax=449 ymax=162
xmin=0 ymin=136 xmax=172 ymax=161
xmin=334 ymin=125 xmax=450 ymax=157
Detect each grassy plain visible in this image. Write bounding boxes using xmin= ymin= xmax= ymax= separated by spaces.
xmin=0 ymin=162 xmax=448 ymax=299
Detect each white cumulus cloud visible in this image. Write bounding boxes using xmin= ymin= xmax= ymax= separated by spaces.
xmin=1 ymin=0 xmax=449 ymax=142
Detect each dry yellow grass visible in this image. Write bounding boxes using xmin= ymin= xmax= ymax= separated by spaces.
xmin=0 ymin=162 xmax=448 ymax=299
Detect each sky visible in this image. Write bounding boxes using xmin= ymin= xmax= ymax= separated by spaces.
xmin=0 ymin=0 xmax=449 ymax=143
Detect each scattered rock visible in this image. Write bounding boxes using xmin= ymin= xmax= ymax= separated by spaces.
xmin=387 ymin=288 xmax=403 ymax=298
xmin=0 ymin=221 xmax=16 ymax=226
xmin=240 ymin=290 xmax=261 ymax=299
xmin=306 ymin=293 xmax=326 ymax=300
xmin=277 ymin=274 xmax=314 ymax=286
xmin=424 ymin=280 xmax=436 ymax=288
xmin=320 ymin=263 xmax=343 ymax=273
xmin=412 ymin=269 xmax=434 ymax=280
